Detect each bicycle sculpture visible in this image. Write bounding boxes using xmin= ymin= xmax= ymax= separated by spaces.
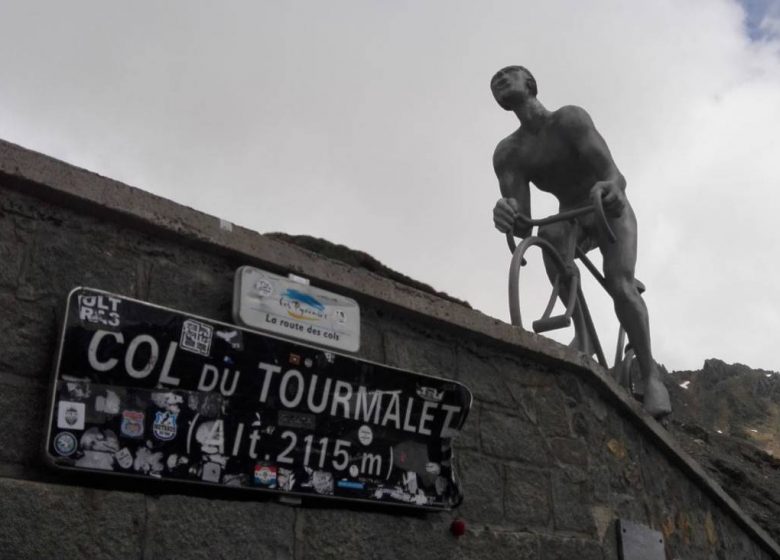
xmin=490 ymin=65 xmax=671 ymax=418
xmin=505 ymin=194 xmax=639 ymax=387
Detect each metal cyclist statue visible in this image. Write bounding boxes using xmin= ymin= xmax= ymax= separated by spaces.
xmin=490 ymin=65 xmax=671 ymax=418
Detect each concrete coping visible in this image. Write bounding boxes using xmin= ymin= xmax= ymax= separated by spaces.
xmin=1 ymin=138 xmax=778 ymax=558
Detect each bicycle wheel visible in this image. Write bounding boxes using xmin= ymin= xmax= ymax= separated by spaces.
xmin=508 ymin=235 xmax=609 ymax=368
xmin=508 ymin=235 xmax=577 ymax=331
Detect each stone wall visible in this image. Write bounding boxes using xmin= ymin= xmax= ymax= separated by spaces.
xmin=0 ymin=139 xmax=777 ymax=559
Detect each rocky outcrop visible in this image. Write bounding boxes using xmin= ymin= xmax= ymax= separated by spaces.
xmin=666 ymin=359 xmax=780 ymax=543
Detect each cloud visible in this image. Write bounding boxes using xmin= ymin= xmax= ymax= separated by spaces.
xmin=0 ymin=0 xmax=778 ymax=372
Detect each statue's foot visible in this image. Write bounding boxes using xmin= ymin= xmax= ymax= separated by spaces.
xmin=642 ymin=375 xmax=671 ymax=419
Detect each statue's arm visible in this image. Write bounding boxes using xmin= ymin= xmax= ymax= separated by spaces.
xmin=561 ymin=106 xmax=627 ymax=215
xmin=561 ymin=106 xmax=626 ymax=191
xmin=493 ymin=143 xmax=532 ymax=237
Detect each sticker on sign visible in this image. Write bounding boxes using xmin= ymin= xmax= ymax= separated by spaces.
xmin=233 ymin=266 xmax=361 ymax=352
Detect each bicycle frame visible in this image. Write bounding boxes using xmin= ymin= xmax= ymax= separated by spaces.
xmin=505 ymin=190 xmax=625 ymax=370
xmin=505 ymin=188 xmax=616 ymax=253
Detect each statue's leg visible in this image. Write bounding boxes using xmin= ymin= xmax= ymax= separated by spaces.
xmin=599 ymin=203 xmax=671 ymax=418
xmin=538 ymin=222 xmax=595 ymax=356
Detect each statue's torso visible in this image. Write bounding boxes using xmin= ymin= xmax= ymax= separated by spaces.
xmin=496 ymin=108 xmax=603 ymax=209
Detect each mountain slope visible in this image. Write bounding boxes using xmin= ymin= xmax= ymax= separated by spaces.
xmin=664 ymin=359 xmax=780 ymax=543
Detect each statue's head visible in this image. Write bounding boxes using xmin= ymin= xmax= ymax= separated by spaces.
xmin=491 ymin=66 xmax=537 ymax=110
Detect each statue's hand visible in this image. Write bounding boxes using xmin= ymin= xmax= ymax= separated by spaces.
xmin=591 ymin=181 xmax=625 ymax=217
xmin=493 ymin=197 xmax=529 ymax=236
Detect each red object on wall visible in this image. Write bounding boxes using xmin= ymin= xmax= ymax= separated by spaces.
xmin=450 ymin=518 xmax=466 ymax=537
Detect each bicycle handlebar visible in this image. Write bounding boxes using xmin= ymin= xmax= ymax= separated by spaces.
xmin=505 ymin=189 xmax=617 ymax=253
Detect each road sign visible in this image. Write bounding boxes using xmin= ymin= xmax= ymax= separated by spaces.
xmin=45 ymin=288 xmax=472 ymax=510
xmin=233 ymin=266 xmax=361 ymax=352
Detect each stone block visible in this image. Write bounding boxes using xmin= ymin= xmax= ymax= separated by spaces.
xmin=637 ymin=444 xmax=674 ymax=506
xmin=454 ymin=402 xmax=480 ymax=451
xmin=591 ymin=506 xmax=616 ymax=547
xmin=0 ymin=212 xmax=24 ymax=289
xmin=602 ymin=438 xmax=630 ymax=496
xmin=736 ymin=538 xmax=775 ymax=560
xmin=584 ymin=390 xmax=608 ymax=423
xmin=0 ymin=478 xmax=144 ymax=559
xmin=611 ymin=493 xmax=647 ymax=526
xmin=493 ymin=353 xmax=555 ymax=388
xmin=590 ymin=466 xmax=611 ymax=504
xmin=548 ymin=437 xmax=589 ymax=467
xmin=480 ymin=410 xmax=550 ymax=465
xmin=18 ymin=220 xmax=138 ymax=301
xmin=456 ymin=348 xmax=516 ymax=408
xmin=504 ymin=467 xmax=551 ymax=528
xmin=534 ymin=387 xmax=571 ymax=438
xmin=555 ymin=373 xmax=583 ymax=407
xmin=618 ymin=420 xmax=645 ymax=465
xmin=571 ymin=410 xmax=590 ymax=440
xmin=0 ymin=185 xmax=71 ymax=222
xmin=298 ymin=507 xmax=457 ymax=560
xmin=539 ymin=535 xmax=604 ymax=560
xmin=145 ymin=494 xmax=295 ymax=559
xmin=551 ymin=470 xmax=596 ymax=535
xmin=384 ymin=330 xmax=456 ymax=378
xmin=0 ymin=377 xmax=47 ymax=465
xmin=504 ymin=384 xmax=538 ymax=424
xmin=454 ymin=529 xmax=538 ymax=559
xmin=145 ymin=255 xmax=234 ymax=321
xmin=355 ymin=316 xmax=384 ymax=363
xmin=0 ymin=293 xmax=58 ymax=380
xmin=456 ymin=451 xmax=505 ymax=524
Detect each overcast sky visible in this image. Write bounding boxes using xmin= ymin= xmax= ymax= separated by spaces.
xmin=1 ymin=0 xmax=779 ymax=373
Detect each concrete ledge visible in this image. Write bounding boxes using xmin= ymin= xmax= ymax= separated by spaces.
xmin=1 ymin=138 xmax=779 ymax=558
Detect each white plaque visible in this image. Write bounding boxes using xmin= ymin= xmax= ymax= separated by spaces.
xmin=233 ymin=266 xmax=361 ymax=352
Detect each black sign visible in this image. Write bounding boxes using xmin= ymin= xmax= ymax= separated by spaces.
xmin=45 ymin=288 xmax=472 ymax=510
